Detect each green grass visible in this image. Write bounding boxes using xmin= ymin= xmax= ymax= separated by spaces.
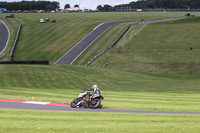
xmin=89 ymin=16 xmax=200 ymax=76
xmin=0 ymin=65 xmax=200 ymax=112
xmin=73 ymin=23 xmax=132 ymax=65
xmin=1 ymin=13 xmax=200 ymax=132
xmin=0 ymin=12 xmax=193 ymax=63
xmin=1 ymin=109 xmax=200 ymax=133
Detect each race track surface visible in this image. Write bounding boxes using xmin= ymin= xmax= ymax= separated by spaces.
xmin=0 ymin=100 xmax=200 ymax=114
xmin=0 ymin=20 xmax=9 ymax=54
xmin=55 ymin=20 xmax=140 ymax=64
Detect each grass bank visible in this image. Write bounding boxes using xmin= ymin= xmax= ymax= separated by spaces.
xmin=0 ymin=65 xmax=200 ymax=112
xmin=0 ymin=12 xmax=191 ymax=63
xmin=89 ymin=16 xmax=200 ymax=77
xmin=0 ymin=109 xmax=200 ymax=133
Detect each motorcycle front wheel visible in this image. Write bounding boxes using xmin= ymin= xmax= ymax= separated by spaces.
xmin=71 ymin=98 xmax=80 ymax=108
xmin=89 ymin=99 xmax=101 ymax=109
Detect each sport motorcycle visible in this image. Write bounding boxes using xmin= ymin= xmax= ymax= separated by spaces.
xmin=71 ymin=91 xmax=104 ymax=109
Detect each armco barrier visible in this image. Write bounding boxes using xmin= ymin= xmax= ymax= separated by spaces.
xmin=85 ymin=17 xmax=188 ymax=66
xmin=0 ymin=61 xmax=49 ymax=65
xmin=10 ymin=24 xmax=22 ymax=61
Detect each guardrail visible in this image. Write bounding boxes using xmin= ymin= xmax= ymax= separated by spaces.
xmin=85 ymin=17 xmax=188 ymax=66
xmin=10 ymin=24 xmax=22 ymax=61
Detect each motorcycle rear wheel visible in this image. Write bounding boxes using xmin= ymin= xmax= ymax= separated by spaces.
xmin=90 ymin=99 xmax=101 ymax=109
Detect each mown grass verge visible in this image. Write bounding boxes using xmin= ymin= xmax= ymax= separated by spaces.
xmin=0 ymin=65 xmax=200 ymax=112
xmin=0 ymin=109 xmax=200 ymax=133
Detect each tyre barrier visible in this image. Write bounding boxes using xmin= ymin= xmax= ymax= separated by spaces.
xmin=0 ymin=61 xmax=49 ymax=65
xmin=10 ymin=24 xmax=22 ymax=61
xmin=85 ymin=17 xmax=188 ymax=66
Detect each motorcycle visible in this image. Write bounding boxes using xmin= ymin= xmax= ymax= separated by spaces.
xmin=71 ymin=91 xmax=104 ymax=109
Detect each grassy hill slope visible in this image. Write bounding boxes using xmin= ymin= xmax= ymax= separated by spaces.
xmin=89 ymin=16 xmax=200 ymax=77
xmin=0 ymin=12 xmax=190 ymax=63
xmin=0 ymin=65 xmax=200 ymax=111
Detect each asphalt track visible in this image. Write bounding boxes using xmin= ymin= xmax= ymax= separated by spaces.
xmin=0 ymin=20 xmax=9 ymax=54
xmin=0 ymin=100 xmax=200 ymax=114
xmin=55 ymin=20 xmax=140 ymax=64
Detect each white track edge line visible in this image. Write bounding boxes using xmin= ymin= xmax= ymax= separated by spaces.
xmin=23 ymin=101 xmax=51 ymax=105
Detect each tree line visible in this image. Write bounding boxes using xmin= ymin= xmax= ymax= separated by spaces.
xmin=97 ymin=0 xmax=200 ymax=11
xmin=64 ymin=4 xmax=79 ymax=9
xmin=0 ymin=1 xmax=59 ymax=11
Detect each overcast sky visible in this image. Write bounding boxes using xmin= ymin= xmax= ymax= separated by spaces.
xmin=5 ymin=0 xmax=136 ymax=10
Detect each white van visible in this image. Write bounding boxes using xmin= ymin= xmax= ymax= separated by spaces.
xmin=40 ymin=19 xmax=44 ymax=23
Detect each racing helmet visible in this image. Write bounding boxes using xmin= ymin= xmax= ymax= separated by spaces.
xmin=92 ymin=84 xmax=98 ymax=89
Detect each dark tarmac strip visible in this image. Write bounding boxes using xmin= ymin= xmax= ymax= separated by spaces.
xmin=0 ymin=20 xmax=9 ymax=54
xmin=1 ymin=101 xmax=200 ymax=114
xmin=55 ymin=20 xmax=140 ymax=64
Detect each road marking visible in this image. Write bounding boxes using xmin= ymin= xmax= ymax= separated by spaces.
xmin=23 ymin=101 xmax=51 ymax=105
xmin=0 ymin=99 xmax=70 ymax=107
xmin=47 ymin=103 xmax=70 ymax=106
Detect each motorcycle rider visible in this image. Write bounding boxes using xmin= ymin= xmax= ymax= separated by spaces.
xmin=83 ymin=84 xmax=101 ymax=102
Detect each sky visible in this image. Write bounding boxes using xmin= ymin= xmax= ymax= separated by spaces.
xmin=5 ymin=0 xmax=136 ymax=10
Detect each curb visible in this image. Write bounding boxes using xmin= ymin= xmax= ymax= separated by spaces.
xmin=0 ymin=98 xmax=70 ymax=107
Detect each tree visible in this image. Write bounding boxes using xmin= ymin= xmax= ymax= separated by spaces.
xmin=64 ymin=4 xmax=70 ymax=9
xmin=74 ymin=4 xmax=79 ymax=7
xmin=103 ymin=5 xmax=111 ymax=11
xmin=0 ymin=1 xmax=59 ymax=11
xmin=97 ymin=5 xmax=103 ymax=10
xmin=51 ymin=1 xmax=59 ymax=9
xmin=45 ymin=4 xmax=54 ymax=11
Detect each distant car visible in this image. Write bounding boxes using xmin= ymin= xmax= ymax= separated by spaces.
xmin=40 ymin=19 xmax=44 ymax=23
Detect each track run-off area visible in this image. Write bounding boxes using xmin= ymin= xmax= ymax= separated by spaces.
xmin=0 ymin=99 xmax=200 ymax=114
